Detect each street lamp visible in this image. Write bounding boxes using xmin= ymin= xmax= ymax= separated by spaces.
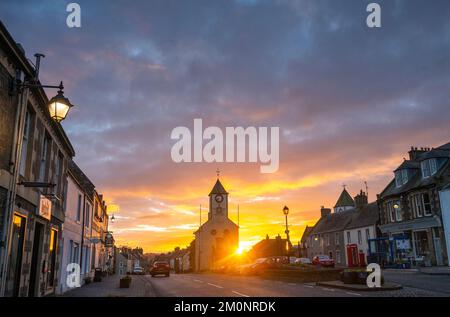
xmin=282 ymin=206 xmax=290 ymax=264
xmin=110 ymin=214 xmax=116 ymax=223
xmin=15 ymin=80 xmax=73 ymax=123
xmin=47 ymin=82 xmax=73 ymax=122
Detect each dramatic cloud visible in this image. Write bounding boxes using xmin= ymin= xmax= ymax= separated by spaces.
xmin=1 ymin=0 xmax=449 ymax=252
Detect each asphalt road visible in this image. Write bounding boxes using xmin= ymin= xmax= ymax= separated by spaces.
xmin=383 ymin=270 xmax=450 ymax=295
xmin=137 ymin=271 xmax=450 ymax=297
xmin=142 ymin=273 xmax=367 ymax=297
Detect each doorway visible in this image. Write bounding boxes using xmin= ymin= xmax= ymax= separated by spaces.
xmin=6 ymin=214 xmax=26 ymax=297
xmin=28 ymin=222 xmax=44 ymax=297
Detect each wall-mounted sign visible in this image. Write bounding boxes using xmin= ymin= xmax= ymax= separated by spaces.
xmin=105 ymin=233 xmax=114 ymax=247
xmin=38 ymin=195 xmax=52 ymax=220
xmin=396 ymin=239 xmax=411 ymax=250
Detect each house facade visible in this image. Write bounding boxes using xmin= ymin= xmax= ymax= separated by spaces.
xmin=378 ymin=145 xmax=450 ymax=266
xmin=0 ymin=21 xmax=75 ymax=297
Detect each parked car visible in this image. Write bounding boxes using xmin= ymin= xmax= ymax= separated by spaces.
xmin=294 ymin=257 xmax=312 ymax=265
xmin=132 ymin=266 xmax=145 ymax=275
xmin=150 ymin=261 xmax=170 ymax=277
xmin=312 ymin=255 xmax=335 ymax=267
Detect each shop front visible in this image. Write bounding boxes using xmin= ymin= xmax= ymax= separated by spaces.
xmin=378 ymin=216 xmax=447 ymax=267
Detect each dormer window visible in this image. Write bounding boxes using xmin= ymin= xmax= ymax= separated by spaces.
xmin=395 ymin=169 xmax=408 ymax=187
xmin=421 ymin=159 xmax=437 ymax=178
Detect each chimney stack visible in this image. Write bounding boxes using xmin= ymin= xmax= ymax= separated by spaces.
xmin=320 ymin=206 xmax=331 ymax=217
xmin=408 ymin=146 xmax=429 ymax=160
xmin=354 ymin=190 xmax=368 ymax=209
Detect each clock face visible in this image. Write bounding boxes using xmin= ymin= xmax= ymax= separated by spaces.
xmin=215 ymin=194 xmax=224 ymax=203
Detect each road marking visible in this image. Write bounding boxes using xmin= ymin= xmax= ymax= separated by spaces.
xmin=303 ymin=284 xmax=314 ymax=288
xmin=288 ymin=283 xmax=297 ymax=286
xmin=232 ymin=290 xmax=250 ymax=297
xmin=321 ymin=288 xmax=335 ymax=292
xmin=208 ymin=283 xmax=224 ymax=289
xmin=193 ymin=279 xmax=204 ymax=283
xmin=346 ymin=291 xmax=362 ymax=296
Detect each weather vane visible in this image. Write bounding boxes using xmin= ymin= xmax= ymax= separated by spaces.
xmin=342 ymin=183 xmax=347 ymax=190
xmin=216 ymin=168 xmax=220 ymax=178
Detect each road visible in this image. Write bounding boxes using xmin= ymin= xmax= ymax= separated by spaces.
xmin=138 ymin=271 xmax=450 ymax=297
xmin=141 ymin=273 xmax=360 ymax=297
xmin=64 ymin=271 xmax=450 ymax=297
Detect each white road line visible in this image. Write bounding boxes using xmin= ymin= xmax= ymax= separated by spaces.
xmin=232 ymin=290 xmax=250 ymax=297
xmin=321 ymin=288 xmax=335 ymax=292
xmin=193 ymin=279 xmax=204 ymax=283
xmin=208 ymin=283 xmax=224 ymax=289
xmin=303 ymin=285 xmax=314 ymax=288
xmin=346 ymin=291 xmax=362 ymax=296
xmin=289 ymin=283 xmax=297 ymax=286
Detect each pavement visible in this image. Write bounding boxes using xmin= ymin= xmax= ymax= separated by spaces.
xmin=62 ymin=271 xmax=450 ymax=297
xmin=419 ymin=266 xmax=450 ymax=275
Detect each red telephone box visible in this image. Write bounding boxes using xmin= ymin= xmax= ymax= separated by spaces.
xmin=358 ymin=251 xmax=366 ymax=267
xmin=346 ymin=244 xmax=359 ymax=267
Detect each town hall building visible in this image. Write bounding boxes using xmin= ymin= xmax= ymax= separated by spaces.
xmin=194 ymin=177 xmax=239 ymax=271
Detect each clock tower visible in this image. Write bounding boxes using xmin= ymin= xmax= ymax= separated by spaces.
xmin=208 ymin=178 xmax=228 ymax=220
xmin=194 ymin=174 xmax=239 ymax=271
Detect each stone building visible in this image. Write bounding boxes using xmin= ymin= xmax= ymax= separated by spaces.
xmin=306 ymin=188 xmax=379 ymax=267
xmin=248 ymin=234 xmax=292 ymax=260
xmin=0 ymin=21 xmax=75 ymax=296
xmin=378 ymin=144 xmax=450 ymax=266
xmin=194 ymin=177 xmax=239 ymax=271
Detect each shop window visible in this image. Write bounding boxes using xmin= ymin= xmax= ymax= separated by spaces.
xmin=47 ymin=229 xmax=58 ymax=288
xmin=413 ymin=231 xmax=430 ymax=258
xmin=358 ymin=230 xmax=362 ymax=245
xmin=336 ymin=250 xmax=341 ymax=264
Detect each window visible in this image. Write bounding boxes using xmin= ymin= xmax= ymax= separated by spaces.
xmin=326 ymin=234 xmax=330 ymax=246
xmin=55 ymin=153 xmax=63 ymax=195
xmin=421 ymin=159 xmax=437 ymax=178
xmin=38 ymin=136 xmax=49 ymax=182
xmin=19 ymin=110 xmax=31 ymax=176
xmin=412 ymin=194 xmax=423 ymax=217
xmin=365 ymin=228 xmax=370 ymax=242
xmin=76 ymin=194 xmax=82 ymax=222
xmin=336 ymin=250 xmax=341 ymax=264
xmin=335 ymin=232 xmax=340 ymax=245
xmin=85 ymin=203 xmax=91 ymax=228
xmin=395 ymin=201 xmax=402 ymax=221
xmin=47 ymin=229 xmax=58 ymax=287
xmin=386 ymin=201 xmax=395 ymax=223
xmin=422 ymin=193 xmax=432 ymax=216
xmin=358 ymin=230 xmax=362 ymax=245
xmin=411 ymin=193 xmax=432 ymax=217
xmin=347 ymin=231 xmax=351 ymax=244
xmin=395 ymin=169 xmax=408 ymax=187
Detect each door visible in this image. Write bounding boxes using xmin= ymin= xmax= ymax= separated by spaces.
xmin=6 ymin=214 xmax=26 ymax=297
xmin=28 ymin=222 xmax=44 ymax=297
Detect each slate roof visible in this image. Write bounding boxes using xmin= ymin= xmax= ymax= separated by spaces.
xmin=309 ymin=202 xmax=379 ymax=234
xmin=380 ymin=142 xmax=450 ymax=199
xmin=309 ymin=209 xmax=354 ymax=235
xmin=345 ymin=202 xmax=379 ymax=230
xmin=68 ymin=160 xmax=95 ymax=199
xmin=301 ymin=226 xmax=313 ymax=242
xmin=209 ymin=179 xmax=228 ymax=195
xmin=334 ymin=188 xmax=355 ymax=208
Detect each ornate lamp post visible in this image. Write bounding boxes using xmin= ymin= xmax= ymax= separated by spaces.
xmin=283 ymin=206 xmax=290 ymax=263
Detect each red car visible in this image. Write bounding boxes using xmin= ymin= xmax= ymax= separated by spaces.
xmin=312 ymin=255 xmax=335 ymax=268
xmin=150 ymin=261 xmax=171 ymax=277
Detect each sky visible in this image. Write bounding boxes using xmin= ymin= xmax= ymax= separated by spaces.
xmin=1 ymin=0 xmax=450 ymax=253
